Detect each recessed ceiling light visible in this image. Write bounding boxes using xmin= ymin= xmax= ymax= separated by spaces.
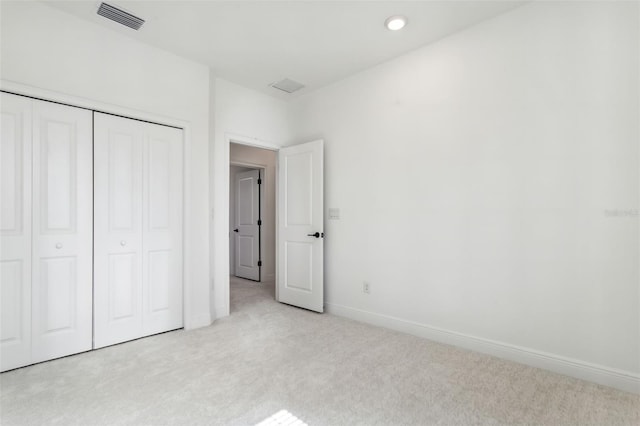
xmin=385 ymin=15 xmax=407 ymax=31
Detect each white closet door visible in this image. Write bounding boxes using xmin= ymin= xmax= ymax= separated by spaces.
xmin=142 ymin=123 xmax=183 ymax=336
xmin=1 ymin=93 xmax=33 ymax=371
xmin=94 ymin=113 xmax=183 ymax=348
xmin=94 ymin=113 xmax=144 ymax=348
xmin=31 ymin=100 xmax=93 ymax=363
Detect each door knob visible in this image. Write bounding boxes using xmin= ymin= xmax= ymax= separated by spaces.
xmin=307 ymin=232 xmax=321 ymax=238
xmin=233 ymin=229 xmax=239 ymax=233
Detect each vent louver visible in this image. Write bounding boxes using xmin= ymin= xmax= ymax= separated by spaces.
xmin=97 ymin=3 xmax=145 ymax=30
xmin=270 ymin=79 xmax=305 ymax=94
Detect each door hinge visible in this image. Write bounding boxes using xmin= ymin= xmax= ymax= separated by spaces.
xmin=257 ymin=219 xmax=262 ymax=226
xmin=258 ymin=260 xmax=262 ymax=267
xmin=257 ymin=178 xmax=262 ymax=185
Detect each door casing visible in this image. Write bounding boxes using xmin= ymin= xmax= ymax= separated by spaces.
xmin=226 ymin=134 xmax=324 ymax=313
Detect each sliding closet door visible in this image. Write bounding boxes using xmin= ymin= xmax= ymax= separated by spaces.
xmin=1 ymin=93 xmax=33 ymax=371
xmin=31 ymin=100 xmax=93 ymax=363
xmin=94 ymin=113 xmax=183 ymax=348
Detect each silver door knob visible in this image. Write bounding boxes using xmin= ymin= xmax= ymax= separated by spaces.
xmin=55 ymin=243 xmax=63 ymax=249
xmin=120 ymin=240 xmax=127 ymax=246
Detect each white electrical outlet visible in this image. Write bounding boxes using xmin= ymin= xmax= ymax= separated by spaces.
xmin=363 ymin=281 xmax=371 ymax=294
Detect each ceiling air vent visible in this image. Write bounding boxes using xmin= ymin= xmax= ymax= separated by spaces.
xmin=97 ymin=3 xmax=145 ymax=30
xmin=270 ymin=79 xmax=305 ymax=94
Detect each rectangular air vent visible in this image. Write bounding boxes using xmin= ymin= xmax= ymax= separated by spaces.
xmin=270 ymin=79 xmax=305 ymax=94
xmin=97 ymin=3 xmax=145 ymax=30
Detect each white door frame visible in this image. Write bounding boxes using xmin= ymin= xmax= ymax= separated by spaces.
xmin=0 ymin=80 xmax=194 ymax=329
xmin=229 ymin=161 xmax=266 ymax=281
xmin=225 ymin=134 xmax=281 ymax=314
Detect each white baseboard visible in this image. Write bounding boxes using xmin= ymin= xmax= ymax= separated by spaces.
xmin=184 ymin=313 xmax=213 ymax=330
xmin=325 ymin=302 xmax=639 ymax=395
xmin=263 ymin=273 xmax=276 ymax=282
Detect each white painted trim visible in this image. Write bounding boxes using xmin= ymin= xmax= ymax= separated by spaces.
xmin=325 ymin=302 xmax=640 ymax=395
xmin=0 ymin=79 xmax=207 ymax=331
xmin=1 ymin=80 xmax=189 ymax=129
xmin=230 ymin=160 xmax=268 ymax=170
xmin=274 ymin=153 xmax=279 ymax=303
xmin=226 ymin=132 xmax=280 ymax=151
xmin=184 ymin=314 xmax=213 ymax=330
xmin=217 ymin=136 xmax=232 ymax=318
xmin=223 ymin=133 xmax=282 ymax=316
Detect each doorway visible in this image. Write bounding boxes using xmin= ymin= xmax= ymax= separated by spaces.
xmin=225 ymin=138 xmax=325 ymax=316
xmin=229 ymin=143 xmax=277 ymax=295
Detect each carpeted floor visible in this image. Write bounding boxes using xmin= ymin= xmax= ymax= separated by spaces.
xmin=1 ymin=276 xmax=638 ymax=425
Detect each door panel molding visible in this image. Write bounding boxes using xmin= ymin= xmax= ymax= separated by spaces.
xmin=94 ymin=112 xmax=183 ymax=348
xmin=234 ymin=169 xmax=261 ymax=281
xmin=31 ymin=99 xmax=93 ymax=365
xmin=2 ymin=80 xmax=199 ymax=331
xmin=0 ymin=93 xmax=33 ymax=371
xmin=278 ymin=140 xmax=324 ymax=313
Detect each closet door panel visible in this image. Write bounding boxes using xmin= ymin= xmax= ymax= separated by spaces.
xmin=94 ymin=113 xmax=183 ymax=347
xmin=142 ymin=125 xmax=183 ymax=336
xmin=0 ymin=93 xmax=32 ymax=371
xmin=31 ymin=100 xmax=93 ymax=363
xmin=94 ymin=113 xmax=144 ymax=348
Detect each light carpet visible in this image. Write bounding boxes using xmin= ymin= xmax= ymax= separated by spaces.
xmin=1 ymin=276 xmax=638 ymax=425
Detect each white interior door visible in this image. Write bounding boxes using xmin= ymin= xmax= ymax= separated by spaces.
xmin=1 ymin=93 xmax=33 ymax=371
xmin=235 ymin=169 xmax=260 ymax=281
xmin=94 ymin=112 xmax=183 ymax=348
xmin=31 ymin=100 xmax=93 ymax=363
xmin=277 ymin=140 xmax=324 ymax=312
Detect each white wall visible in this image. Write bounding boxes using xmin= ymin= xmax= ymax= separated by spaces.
xmin=230 ymin=144 xmax=277 ymax=282
xmin=211 ymin=77 xmax=291 ymax=317
xmin=289 ymin=0 xmax=639 ymax=388
xmin=1 ymin=1 xmax=212 ymax=328
xmin=5 ymin=0 xmax=637 ymax=392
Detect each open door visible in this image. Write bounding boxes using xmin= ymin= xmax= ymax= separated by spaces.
xmin=277 ymin=140 xmax=324 ymax=312
xmin=234 ymin=169 xmax=261 ymax=281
